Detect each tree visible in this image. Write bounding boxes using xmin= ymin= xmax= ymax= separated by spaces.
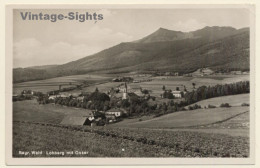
xmin=162 ymin=85 xmax=166 ymax=91
xmin=192 ymin=83 xmax=196 ymax=89
xmin=184 ymin=85 xmax=187 ymax=92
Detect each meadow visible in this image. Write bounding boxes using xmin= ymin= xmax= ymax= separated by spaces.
xmin=13 ymin=74 xmax=114 ymax=94
xmin=128 ymin=75 xmax=249 ymax=97
xmin=13 ymin=73 xmax=249 ymax=98
xmin=112 ymin=106 xmax=249 ymax=129
xmin=13 ymin=100 xmax=92 ymax=123
xmin=13 ymin=121 xmax=249 ymax=157
xmin=186 ymin=93 xmax=249 ymax=108
xmin=12 ymin=74 xmax=250 ymax=157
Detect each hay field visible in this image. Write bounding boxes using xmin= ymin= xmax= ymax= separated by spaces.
xmin=112 ymin=106 xmax=249 ymax=128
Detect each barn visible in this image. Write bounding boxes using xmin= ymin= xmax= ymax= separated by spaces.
xmin=60 ymin=116 xmax=91 ymax=126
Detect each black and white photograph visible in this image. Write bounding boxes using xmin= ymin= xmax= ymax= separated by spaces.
xmin=4 ymin=4 xmax=256 ymax=165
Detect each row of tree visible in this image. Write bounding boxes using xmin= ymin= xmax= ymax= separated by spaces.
xmin=184 ymin=81 xmax=249 ymax=104
xmin=36 ymin=81 xmax=250 ymax=118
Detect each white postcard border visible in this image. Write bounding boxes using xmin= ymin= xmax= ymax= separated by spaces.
xmin=5 ymin=3 xmax=256 ymax=166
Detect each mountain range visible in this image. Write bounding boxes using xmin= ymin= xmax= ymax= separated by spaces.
xmin=13 ymin=26 xmax=250 ymax=83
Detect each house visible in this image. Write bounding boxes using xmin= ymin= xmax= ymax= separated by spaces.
xmin=77 ymin=96 xmax=85 ymax=102
xmin=165 ymin=72 xmax=171 ymax=76
xmin=192 ymin=68 xmax=214 ymax=76
xmin=106 ymin=108 xmax=123 ymax=117
xmin=112 ymin=78 xmax=120 ymax=82
xmin=105 ymin=114 xmax=117 ymax=123
xmin=183 ymin=73 xmax=192 ymax=77
xmin=47 ymin=90 xmax=60 ymax=96
xmin=201 ymin=68 xmax=214 ymax=75
xmin=172 ymin=91 xmax=182 ymax=98
xmin=48 ymin=94 xmax=69 ymax=100
xmin=231 ymin=71 xmax=242 ymax=75
xmin=48 ymin=95 xmax=57 ymax=100
xmin=60 ymin=116 xmax=91 ymax=126
xmin=133 ymin=80 xmax=140 ymax=83
xmin=21 ymin=90 xmax=34 ymax=96
xmin=13 ymin=94 xmax=18 ymax=98
xmin=129 ymin=87 xmax=143 ymax=96
xmin=84 ymin=111 xmax=95 ymax=121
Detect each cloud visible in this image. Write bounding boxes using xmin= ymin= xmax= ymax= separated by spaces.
xmin=72 ymin=25 xmax=133 ymax=45
xmin=14 ymin=38 xmax=99 ymax=68
xmin=14 ymin=26 xmax=134 ymax=68
xmin=170 ymin=19 xmax=207 ymax=32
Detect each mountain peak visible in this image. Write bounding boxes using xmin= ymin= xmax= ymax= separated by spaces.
xmin=136 ymin=28 xmax=185 ymax=43
xmin=157 ymin=27 xmax=170 ymax=31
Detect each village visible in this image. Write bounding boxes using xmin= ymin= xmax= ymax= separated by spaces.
xmin=13 ymin=67 xmax=249 ymax=127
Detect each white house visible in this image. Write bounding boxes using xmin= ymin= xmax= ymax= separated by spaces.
xmin=172 ymin=91 xmax=182 ymax=98
xmin=106 ymin=108 xmax=125 ymax=117
xmin=83 ymin=111 xmax=95 ymax=121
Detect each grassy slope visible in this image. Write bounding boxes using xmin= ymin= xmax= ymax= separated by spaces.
xmin=13 ymin=28 xmax=249 ymax=83
xmin=112 ymin=106 xmax=249 ymax=128
xmin=13 ymin=122 xmax=163 ymax=157
xmin=186 ymin=94 xmax=249 ymax=108
xmin=13 ymin=74 xmax=113 ymax=94
xmin=13 ymin=100 xmax=93 ymax=124
xmin=129 ymin=75 xmax=249 ymax=96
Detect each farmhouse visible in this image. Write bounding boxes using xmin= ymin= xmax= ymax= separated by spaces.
xmin=84 ymin=111 xmax=95 ymax=121
xmin=231 ymin=71 xmax=242 ymax=75
xmin=77 ymin=96 xmax=85 ymax=102
xmin=172 ymin=91 xmax=182 ymax=98
xmin=48 ymin=94 xmax=69 ymax=100
xmin=48 ymin=95 xmax=56 ymax=100
xmin=192 ymin=68 xmax=214 ymax=76
xmin=21 ymin=90 xmax=34 ymax=96
xmin=105 ymin=114 xmax=117 ymax=123
xmin=105 ymin=108 xmax=124 ymax=117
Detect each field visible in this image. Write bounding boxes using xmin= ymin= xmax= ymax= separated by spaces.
xmin=186 ymin=94 xmax=249 ymax=108
xmin=12 ymin=74 xmax=250 ymax=157
xmin=13 ymin=73 xmax=249 ymax=98
xmin=13 ymin=100 xmax=93 ymax=123
xmin=112 ymin=106 xmax=249 ymax=129
xmin=128 ymin=75 xmax=249 ymax=97
xmin=13 ymin=121 xmax=249 ymax=157
xmin=13 ymin=74 xmax=114 ymax=94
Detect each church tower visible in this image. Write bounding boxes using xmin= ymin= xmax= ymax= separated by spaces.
xmin=122 ymin=82 xmax=128 ymax=100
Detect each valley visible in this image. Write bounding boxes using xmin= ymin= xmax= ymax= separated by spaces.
xmin=12 ymin=25 xmax=251 ymax=158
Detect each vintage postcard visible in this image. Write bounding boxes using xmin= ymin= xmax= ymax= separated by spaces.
xmin=5 ymin=3 xmax=255 ymax=166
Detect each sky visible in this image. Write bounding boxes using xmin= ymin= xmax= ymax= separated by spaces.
xmin=13 ymin=8 xmax=250 ymax=68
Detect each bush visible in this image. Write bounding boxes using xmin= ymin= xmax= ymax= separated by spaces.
xmin=208 ymin=104 xmax=216 ymax=108
xmin=179 ymin=107 xmax=186 ymax=111
xmin=154 ymin=113 xmax=163 ymax=118
xmin=241 ymin=103 xmax=249 ymax=106
xmin=188 ymin=104 xmax=201 ymax=110
xmin=220 ymin=103 xmax=231 ymax=108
